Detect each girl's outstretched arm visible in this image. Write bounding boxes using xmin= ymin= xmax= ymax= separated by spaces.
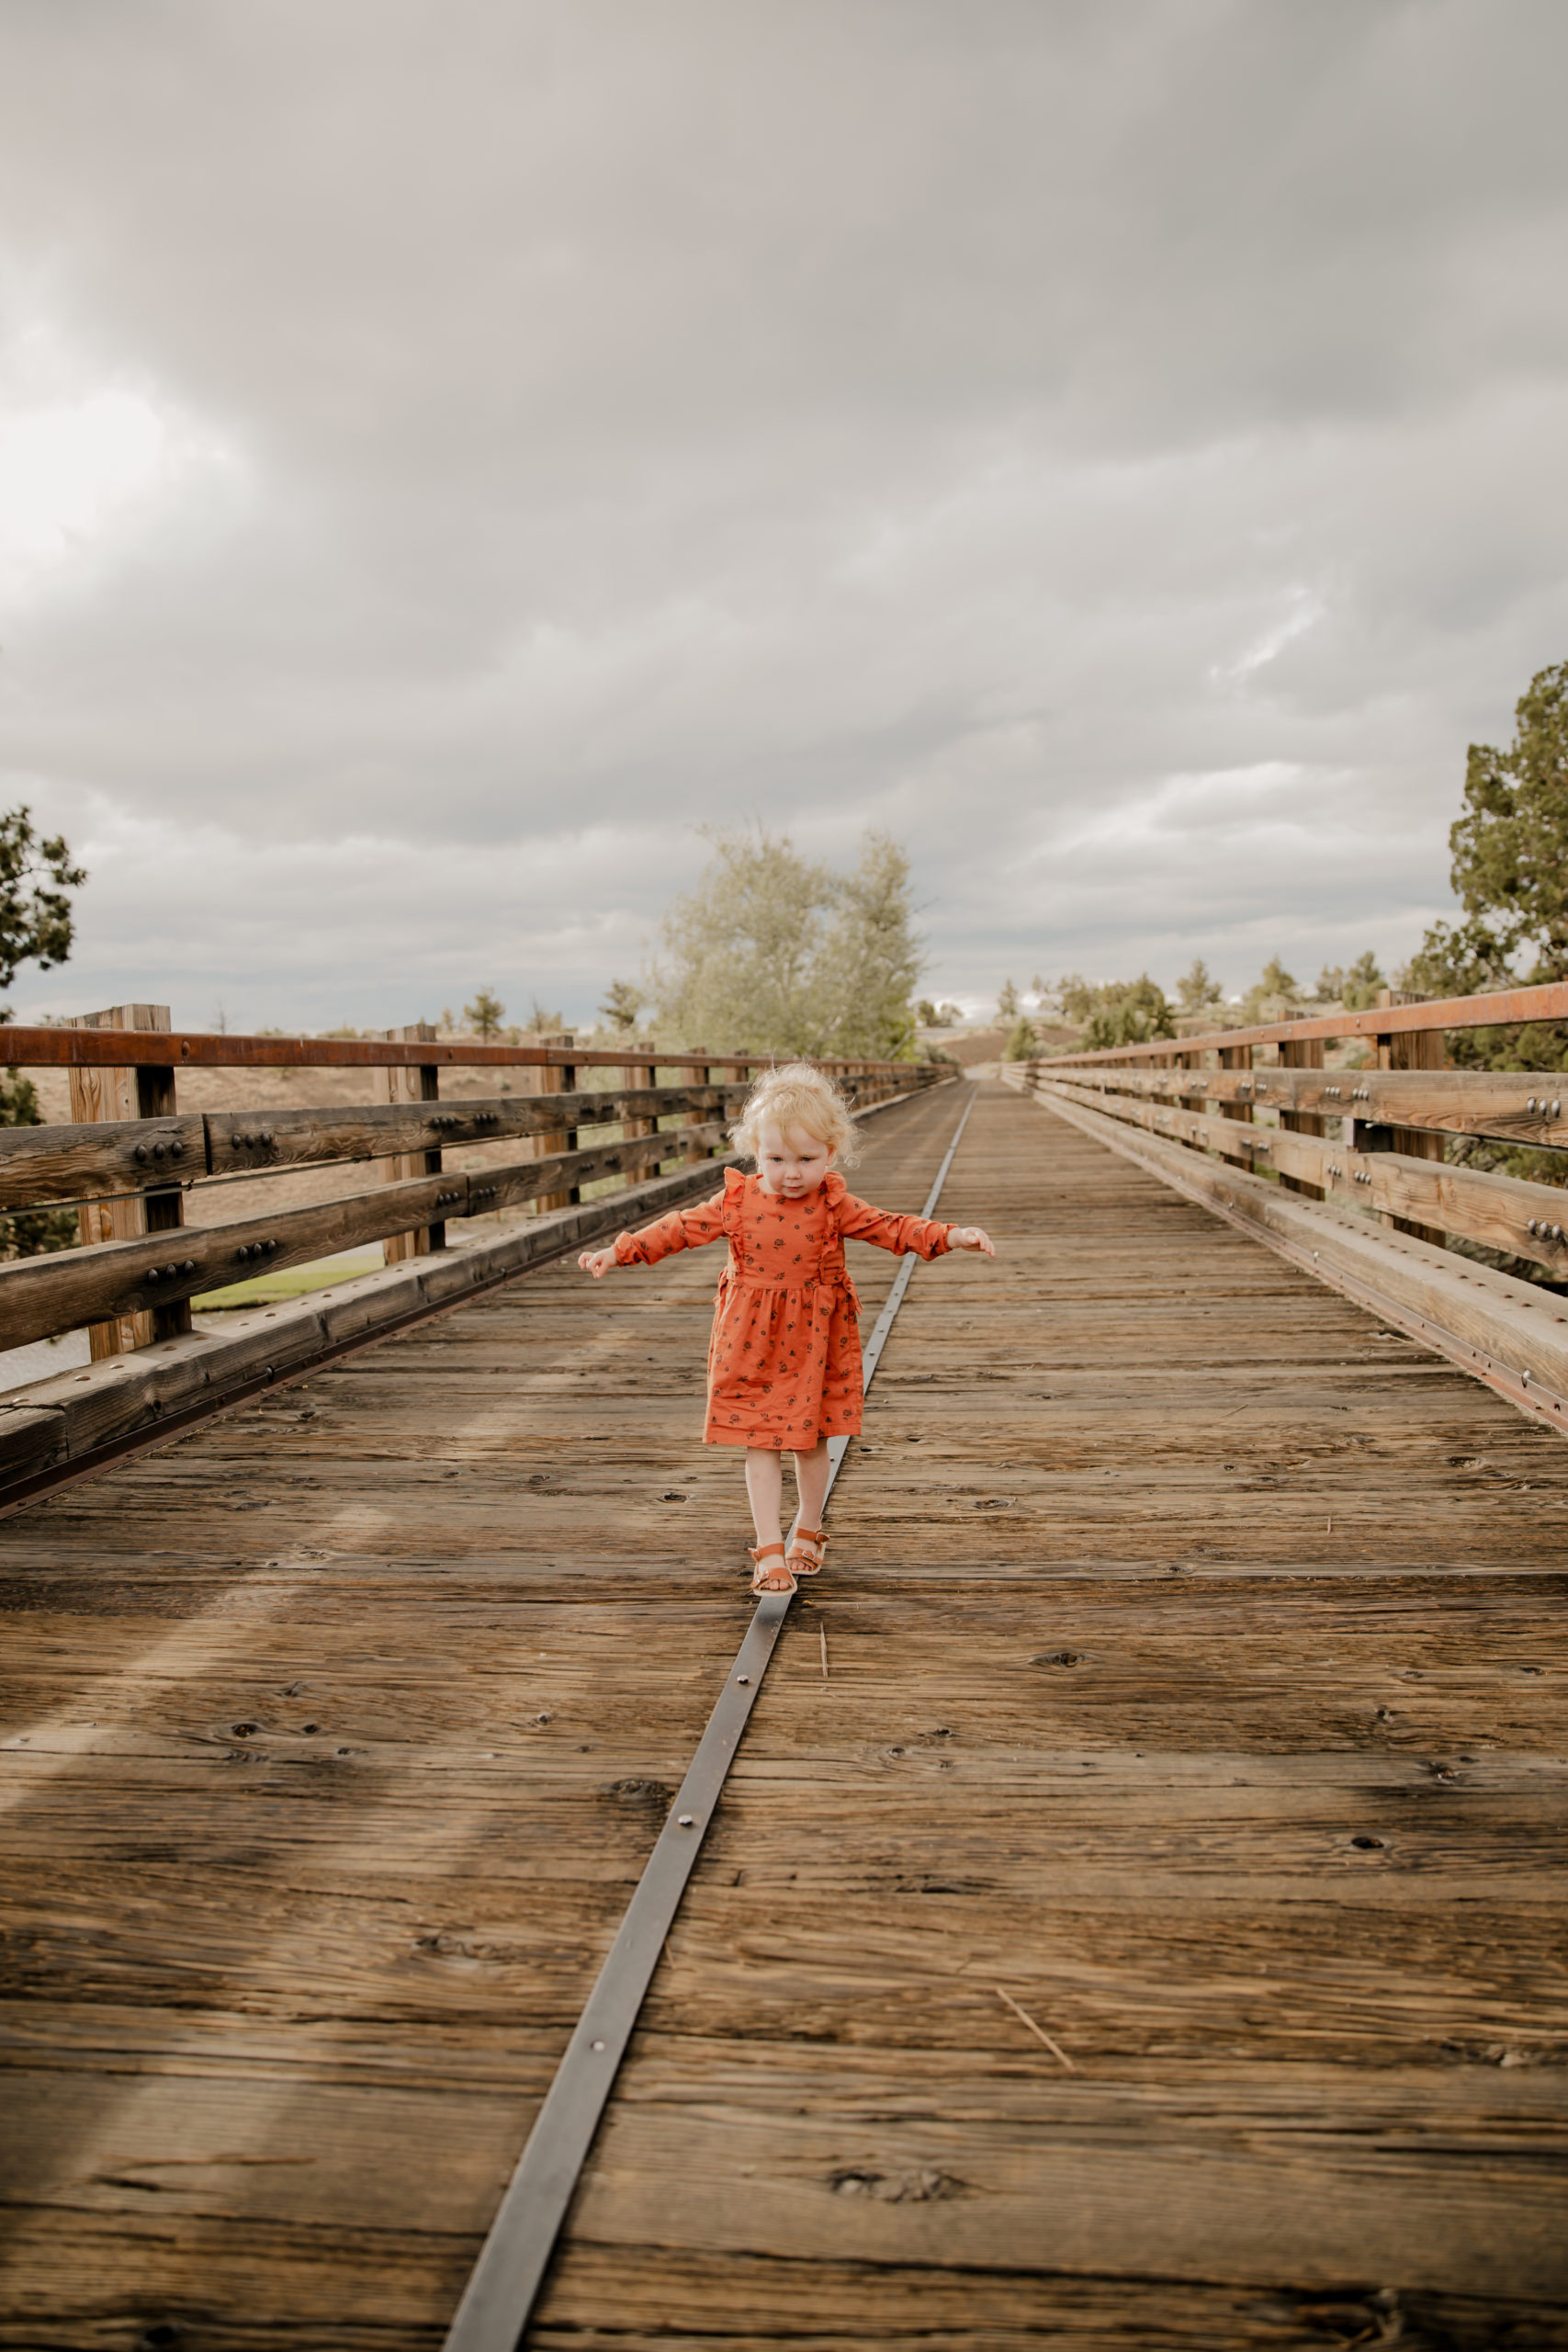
xmin=836 ymin=1193 xmax=992 ymax=1261
xmin=578 ymin=1186 xmax=729 ymax=1278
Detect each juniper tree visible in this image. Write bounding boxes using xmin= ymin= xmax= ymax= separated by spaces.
xmin=0 ymin=807 xmax=87 ymax=1260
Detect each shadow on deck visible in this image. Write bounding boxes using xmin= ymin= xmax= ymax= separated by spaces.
xmin=2 ymin=1080 xmax=1566 ymax=2349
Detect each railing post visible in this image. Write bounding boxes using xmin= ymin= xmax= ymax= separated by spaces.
xmin=381 ymin=1023 xmax=442 ymax=1261
xmin=1369 ymin=989 xmax=1446 ymax=1246
xmin=1280 ymin=1035 xmax=1325 ymax=1199
xmin=621 ymin=1046 xmax=655 ymax=1190
xmin=682 ymin=1046 xmax=710 ymax=1163
xmin=1218 ymin=1042 xmax=1253 ymax=1123
xmin=66 ymin=1003 xmax=188 ymax=1357
xmin=706 ymin=1056 xmax=728 ymax=1158
xmin=529 ymin=1033 xmax=576 ymax=1214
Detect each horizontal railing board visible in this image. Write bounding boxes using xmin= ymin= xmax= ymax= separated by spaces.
xmin=0 ymin=1159 xmax=748 ymax=1499
xmin=205 ymin=1085 xmax=748 ymax=1173
xmin=1045 ymin=978 xmax=1568 ymax=1065
xmin=1048 ymin=1064 xmax=1568 ymax=1148
xmin=0 ymin=1088 xmax=750 ymax=1211
xmin=1007 ymin=1072 xmax=1568 ymax=1432
xmin=0 ymin=1113 xmax=206 ymax=1208
xmin=0 ymin=1124 xmax=730 ymax=1352
xmin=1039 ymin=1074 xmax=1568 ymax=1273
xmin=0 ymin=1024 xmax=933 ymax=1076
xmin=0 ymin=1074 xmax=956 ymax=1507
xmin=0 ymin=1077 xmax=920 ymax=1213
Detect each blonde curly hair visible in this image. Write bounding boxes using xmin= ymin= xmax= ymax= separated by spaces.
xmin=728 ymin=1061 xmax=861 ymax=1169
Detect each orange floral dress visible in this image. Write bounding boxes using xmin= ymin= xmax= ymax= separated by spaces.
xmin=612 ymin=1168 xmax=953 ymax=1450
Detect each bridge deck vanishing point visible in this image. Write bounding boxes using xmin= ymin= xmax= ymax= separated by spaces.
xmin=2 ymin=1079 xmax=1566 ymax=2350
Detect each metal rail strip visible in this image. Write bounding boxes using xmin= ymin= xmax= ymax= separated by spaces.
xmin=442 ymin=1085 xmax=977 ymax=2352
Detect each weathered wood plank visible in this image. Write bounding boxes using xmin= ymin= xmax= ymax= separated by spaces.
xmin=0 ymin=1087 xmax=754 ymax=1209
xmin=0 ymin=1113 xmax=204 ymax=1210
xmin=66 ymin=1003 xmax=187 ymax=1358
xmin=1047 ymin=1057 xmax=1568 ymax=1148
xmin=378 ymin=1020 xmax=442 ymax=1263
xmin=0 ymin=1125 xmax=730 ymax=1352
xmin=4 ymin=1082 xmax=1567 ymax=2347
xmin=1039 ymin=1071 xmax=1568 ymax=1271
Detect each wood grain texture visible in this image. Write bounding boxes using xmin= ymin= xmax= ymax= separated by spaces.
xmin=1041 ymin=1059 xmax=1568 ymax=1147
xmin=0 ymin=1125 xmax=734 ymax=1352
xmin=1021 ymin=1079 xmax=1568 ymax=1430
xmin=65 ymin=1004 xmax=178 ymax=1359
xmin=0 ymin=1080 xmax=928 ymax=1225
xmin=1042 ymin=1073 xmax=1568 ymax=1271
xmin=3 ymin=1082 xmax=1566 ymax=2348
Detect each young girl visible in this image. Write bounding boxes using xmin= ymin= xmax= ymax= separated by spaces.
xmin=580 ymin=1063 xmax=994 ymax=1595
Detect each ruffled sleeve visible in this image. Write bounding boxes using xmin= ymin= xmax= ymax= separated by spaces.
xmin=833 ymin=1183 xmax=952 ymax=1261
xmin=612 ymin=1182 xmax=731 ymax=1266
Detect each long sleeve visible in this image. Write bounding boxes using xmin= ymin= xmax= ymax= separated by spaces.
xmin=613 ymin=1188 xmax=729 ymax=1266
xmin=834 ymin=1191 xmax=952 ymax=1260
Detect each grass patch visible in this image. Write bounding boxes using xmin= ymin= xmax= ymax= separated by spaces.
xmin=192 ymin=1250 xmax=385 ymax=1311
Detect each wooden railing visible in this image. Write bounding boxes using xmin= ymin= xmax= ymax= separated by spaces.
xmin=1020 ymin=981 xmax=1568 ymax=1268
xmin=0 ymin=1010 xmax=951 ymax=1503
xmin=1003 ymin=979 xmax=1568 ymax=1432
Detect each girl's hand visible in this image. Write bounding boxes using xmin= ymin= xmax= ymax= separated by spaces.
xmin=948 ymin=1226 xmax=995 ymax=1257
xmin=579 ymin=1247 xmax=617 ymax=1279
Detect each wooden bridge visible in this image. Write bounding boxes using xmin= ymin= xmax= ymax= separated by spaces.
xmin=1 ymin=1000 xmax=1566 ymax=2349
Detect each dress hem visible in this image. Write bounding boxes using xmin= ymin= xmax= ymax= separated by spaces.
xmin=704 ymin=1420 xmax=861 ymax=1450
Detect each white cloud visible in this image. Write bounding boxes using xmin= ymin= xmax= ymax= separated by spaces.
xmin=0 ymin=0 xmax=1565 ymax=1026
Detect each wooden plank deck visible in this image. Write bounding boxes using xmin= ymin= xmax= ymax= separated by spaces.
xmin=3 ymin=1080 xmax=1567 ymax=2349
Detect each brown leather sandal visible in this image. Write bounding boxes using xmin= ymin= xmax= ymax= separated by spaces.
xmin=749 ymin=1542 xmax=796 ymax=1598
xmin=786 ymin=1526 xmax=829 ymax=1577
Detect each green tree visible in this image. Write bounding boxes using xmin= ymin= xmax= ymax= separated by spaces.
xmin=656 ymin=825 xmax=831 ymax=1054
xmin=1447 ymin=659 xmax=1568 ymax=978
xmin=914 ymin=998 xmax=939 ymax=1027
xmin=0 ymin=1074 xmax=77 ymax=1258
xmin=816 ymin=831 xmax=923 ymax=1060
xmin=655 ymin=824 xmax=922 ymax=1059
xmin=1083 ymin=975 xmax=1176 ymax=1049
xmin=1404 ymin=660 xmax=1568 ymax=1193
xmin=0 ymin=808 xmax=85 ymax=1002
xmin=0 ymin=807 xmax=87 ymax=1261
xmin=598 ymin=978 xmax=646 ymax=1033
xmin=997 ymin=977 xmax=1020 ymax=1020
xmin=464 ymin=987 xmax=506 ymax=1038
xmin=1176 ymin=956 xmax=1223 ymax=1012
xmin=1342 ymin=951 xmax=1385 ymax=1012
xmin=1057 ymin=973 xmax=1099 ymax=1023
xmin=1002 ymin=1014 xmax=1040 ymax=1060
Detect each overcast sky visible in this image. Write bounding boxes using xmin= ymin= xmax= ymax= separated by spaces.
xmin=2 ymin=1 xmax=1566 ymax=1033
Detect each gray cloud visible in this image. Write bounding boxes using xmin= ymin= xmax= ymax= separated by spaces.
xmin=2 ymin=0 xmax=1566 ymax=1029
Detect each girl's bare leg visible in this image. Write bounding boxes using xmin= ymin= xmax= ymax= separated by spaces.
xmin=789 ymin=1437 xmax=832 ymax=1570
xmin=744 ymin=1447 xmax=792 ymax=1590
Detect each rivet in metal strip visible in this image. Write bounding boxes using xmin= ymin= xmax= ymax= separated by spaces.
xmin=676 ymin=1814 xmax=694 ymax=1827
